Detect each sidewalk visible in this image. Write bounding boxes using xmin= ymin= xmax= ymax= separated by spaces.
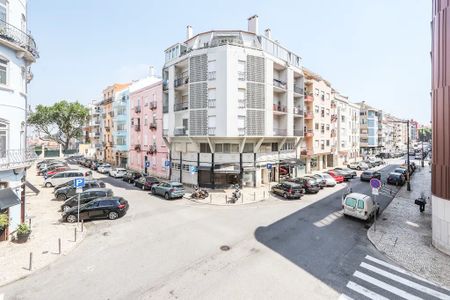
xmin=185 ymin=185 xmax=271 ymax=205
xmin=0 ymin=165 xmax=86 ymax=287
xmin=367 ymin=164 xmax=450 ymax=289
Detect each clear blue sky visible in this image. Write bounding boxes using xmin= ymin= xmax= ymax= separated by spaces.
xmin=28 ymin=0 xmax=431 ymax=124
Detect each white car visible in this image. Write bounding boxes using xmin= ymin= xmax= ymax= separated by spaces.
xmin=109 ymin=168 xmax=127 ymax=178
xmin=97 ymin=164 xmax=112 ymax=174
xmin=342 ymin=192 xmax=379 ymax=221
xmin=347 ymin=162 xmax=369 ymax=170
xmin=313 ymin=173 xmax=336 ymax=187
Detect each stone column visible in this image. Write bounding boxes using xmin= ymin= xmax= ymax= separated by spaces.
xmin=431 ymin=0 xmax=450 ymax=255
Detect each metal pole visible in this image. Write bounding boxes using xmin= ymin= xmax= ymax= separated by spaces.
xmin=253 ymin=192 xmax=256 ymax=202
xmin=29 ymin=252 xmax=33 ymax=271
xmin=406 ymin=120 xmax=411 ymax=191
xmin=81 ymin=220 xmax=84 ymax=232
xmin=421 ymin=132 xmax=424 ymax=167
xmin=58 ymin=238 xmax=61 ymax=255
xmin=74 ymin=228 xmax=77 ymax=242
xmin=373 ymin=194 xmax=377 ymax=232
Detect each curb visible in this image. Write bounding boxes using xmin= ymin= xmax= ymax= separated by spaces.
xmin=184 ymin=196 xmax=267 ymax=206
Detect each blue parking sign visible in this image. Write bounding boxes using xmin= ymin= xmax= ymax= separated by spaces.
xmin=267 ymin=163 xmax=272 ymax=170
xmin=74 ymin=177 xmax=85 ymax=188
xmin=145 ymin=161 xmax=150 ymax=168
xmin=190 ymin=166 xmax=198 ymax=174
xmin=164 ymin=160 xmax=171 ymax=167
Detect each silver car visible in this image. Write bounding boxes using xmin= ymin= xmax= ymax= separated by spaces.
xmin=314 ymin=173 xmax=337 ymax=187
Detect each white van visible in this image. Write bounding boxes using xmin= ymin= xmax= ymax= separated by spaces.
xmin=44 ymin=170 xmax=85 ymax=187
xmin=342 ymin=192 xmax=379 ymax=221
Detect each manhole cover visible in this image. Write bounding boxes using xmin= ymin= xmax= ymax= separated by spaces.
xmin=220 ymin=245 xmax=231 ymax=251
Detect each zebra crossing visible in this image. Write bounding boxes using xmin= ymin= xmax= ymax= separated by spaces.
xmin=340 ymin=255 xmax=450 ymax=300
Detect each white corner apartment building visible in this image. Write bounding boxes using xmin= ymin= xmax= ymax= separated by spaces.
xmin=0 ymin=0 xmax=39 ymax=240
xmin=162 ymin=16 xmax=305 ymax=188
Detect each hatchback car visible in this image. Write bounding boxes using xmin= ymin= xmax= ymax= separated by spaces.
xmin=151 ymin=182 xmax=185 ymax=199
xmin=122 ymin=171 xmax=142 ymax=183
xmin=45 ymin=166 xmax=71 ymax=177
xmin=60 ymin=188 xmax=113 ymax=212
xmin=393 ymin=167 xmax=408 ymax=177
xmin=62 ymin=196 xmax=128 ymax=223
xmin=97 ymin=164 xmax=112 ymax=174
xmin=53 ymin=178 xmax=105 ymax=192
xmin=44 ymin=170 xmax=85 ymax=187
xmin=271 ymin=182 xmax=304 ymax=199
xmin=134 ymin=176 xmax=160 ymax=190
xmin=387 ymin=172 xmax=405 ymax=186
xmin=304 ymin=175 xmax=325 ymax=189
xmin=313 ymin=173 xmax=337 ymax=187
xmin=325 ymin=170 xmax=345 ymax=183
xmin=109 ymin=168 xmax=127 ymax=178
xmin=334 ymin=167 xmax=357 ymax=178
xmin=347 ymin=162 xmax=369 ymax=170
xmin=342 ymin=193 xmax=379 ymax=221
xmin=54 ymin=180 xmax=106 ymax=201
xmin=287 ymin=177 xmax=320 ymax=194
xmin=360 ymin=170 xmax=382 ymax=182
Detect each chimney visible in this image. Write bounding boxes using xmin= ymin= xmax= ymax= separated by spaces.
xmin=247 ymin=15 xmax=259 ymax=34
xmin=264 ymin=28 xmax=272 ymax=39
xmin=186 ymin=25 xmax=193 ymax=40
xmin=149 ymin=66 xmax=155 ymax=77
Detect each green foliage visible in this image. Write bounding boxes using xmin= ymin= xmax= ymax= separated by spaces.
xmin=418 ymin=128 xmax=432 ymax=142
xmin=28 ymin=101 xmax=89 ymax=150
xmin=16 ymin=223 xmax=31 ymax=235
xmin=0 ymin=213 xmax=8 ymax=229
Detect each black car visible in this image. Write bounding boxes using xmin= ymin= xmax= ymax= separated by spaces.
xmin=60 ymin=188 xmax=113 ymax=212
xmin=122 ymin=171 xmax=143 ymax=184
xmin=387 ymin=172 xmax=405 ymax=186
xmin=134 ymin=176 xmax=160 ymax=190
xmin=333 ymin=169 xmax=353 ymax=181
xmin=334 ymin=167 xmax=357 ymax=178
xmin=271 ymin=182 xmax=304 ymax=199
xmin=90 ymin=161 xmax=101 ymax=170
xmin=62 ymin=196 xmax=128 ymax=223
xmin=305 ymin=175 xmax=325 ymax=189
xmin=287 ymin=177 xmax=320 ymax=194
xmin=360 ymin=170 xmax=382 ymax=182
xmin=54 ymin=179 xmax=105 ymax=193
xmin=393 ymin=167 xmax=408 ymax=177
xmin=54 ymin=180 xmax=106 ymax=201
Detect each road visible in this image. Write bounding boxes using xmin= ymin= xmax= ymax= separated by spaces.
xmin=1 ymin=160 xmax=448 ymax=300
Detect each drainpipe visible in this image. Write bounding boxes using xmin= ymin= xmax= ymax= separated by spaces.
xmin=179 ymin=152 xmax=183 ymax=184
xmin=211 ymin=153 xmax=215 ymax=189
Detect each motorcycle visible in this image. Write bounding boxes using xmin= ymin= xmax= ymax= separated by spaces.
xmin=229 ymin=184 xmax=241 ymax=203
xmin=191 ymin=185 xmax=209 ymax=199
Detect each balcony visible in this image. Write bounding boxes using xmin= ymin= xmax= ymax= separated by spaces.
xmin=273 ymin=128 xmax=287 ymax=136
xmin=304 ymin=111 xmax=314 ymax=119
xmin=163 ymin=80 xmax=169 ymax=91
xmin=134 ymin=144 xmax=141 ymax=152
xmin=0 ymin=19 xmax=39 ymax=59
xmin=331 ymin=101 xmax=337 ymax=109
xmin=304 ymin=94 xmax=314 ymax=102
xmin=294 ymin=85 xmax=304 ymax=95
xmin=149 ymin=122 xmax=157 ymax=130
xmin=207 ymin=127 xmax=216 ymax=136
xmin=273 ymin=79 xmax=287 ymax=91
xmin=208 ymin=99 xmax=216 ymax=109
xmin=238 ymin=128 xmax=246 ymax=136
xmin=331 ymin=114 xmax=338 ymax=122
xmin=208 ymin=71 xmax=216 ymax=80
xmin=238 ymin=71 xmax=246 ymax=81
xmin=134 ymin=124 xmax=141 ymax=131
xmin=174 ymin=101 xmax=189 ymax=111
xmin=134 ymin=106 xmax=141 ymax=113
xmin=294 ymin=129 xmax=304 ymax=136
xmin=293 ymin=107 xmax=304 ymax=116
xmin=273 ymin=103 xmax=287 ymax=113
xmin=174 ymin=128 xmax=187 ymax=136
xmin=301 ymin=149 xmax=313 ymax=156
xmin=105 ymin=126 xmax=110 ymax=132
xmin=174 ymin=72 xmax=189 ymax=88
xmin=0 ymin=149 xmax=37 ymax=170
xmin=305 ymin=129 xmax=314 ymax=137
xmin=150 ymin=101 xmax=157 ymax=110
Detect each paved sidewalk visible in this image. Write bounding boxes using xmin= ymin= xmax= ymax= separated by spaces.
xmin=0 ymin=165 xmax=86 ymax=287
xmin=368 ymin=163 xmax=450 ymax=289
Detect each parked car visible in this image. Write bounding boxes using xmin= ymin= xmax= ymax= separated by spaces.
xmin=304 ymin=175 xmax=325 ymax=189
xmin=271 ymin=182 xmax=304 ymax=199
xmin=54 ymin=179 xmax=105 ymax=192
xmin=122 ymin=171 xmax=142 ymax=184
xmin=60 ymin=188 xmax=113 ymax=212
xmin=325 ymin=170 xmax=345 ymax=183
xmin=90 ymin=161 xmax=101 ymax=171
xmin=332 ymin=169 xmax=353 ymax=181
xmin=393 ymin=167 xmax=408 ymax=177
xmin=134 ymin=176 xmax=160 ymax=190
xmin=39 ymin=162 xmax=68 ymax=175
xmin=347 ymin=162 xmax=369 ymax=170
xmin=109 ymin=168 xmax=127 ymax=178
xmin=54 ymin=180 xmax=106 ymax=201
xmin=342 ymin=193 xmax=379 ymax=221
xmin=62 ymin=197 xmax=128 ymax=223
xmin=415 ymin=152 xmax=423 ymax=160
xmin=313 ymin=173 xmax=336 ymax=187
xmin=360 ymin=170 xmax=382 ymax=182
xmin=44 ymin=170 xmax=85 ymax=187
xmin=287 ymin=177 xmax=320 ymax=194
xmin=45 ymin=166 xmax=71 ymax=177
xmin=387 ymin=172 xmax=406 ymax=186
xmin=334 ymin=167 xmax=357 ymax=178
xmin=97 ymin=164 xmax=112 ymax=174
xmin=151 ymin=182 xmax=185 ymax=199
xmin=37 ymin=159 xmax=59 ymax=169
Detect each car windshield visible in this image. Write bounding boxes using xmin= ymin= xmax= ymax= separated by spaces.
xmin=172 ymin=184 xmax=184 ymax=189
xmin=322 ymin=174 xmax=332 ymax=179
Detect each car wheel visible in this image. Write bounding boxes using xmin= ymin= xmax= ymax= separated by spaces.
xmin=283 ymin=193 xmax=288 ymax=199
xmin=108 ymin=211 xmax=119 ymax=220
xmin=164 ymin=193 xmax=170 ymax=200
xmin=151 ymin=188 xmax=156 ymax=194
xmin=63 ymin=205 xmax=71 ymax=212
xmin=45 ymin=182 xmax=52 ymax=188
xmin=66 ymin=214 xmax=77 ymax=223
xmin=57 ymin=194 xmax=66 ymax=201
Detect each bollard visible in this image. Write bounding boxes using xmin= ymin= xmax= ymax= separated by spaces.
xmin=253 ymin=192 xmax=256 ymax=202
xmin=58 ymin=238 xmax=61 ymax=255
xmin=81 ymin=220 xmax=84 ymax=233
xmin=29 ymin=252 xmax=33 ymax=271
xmin=241 ymin=193 xmax=244 ymax=204
xmin=225 ymin=195 xmax=228 ymax=204
xmin=74 ymin=228 xmax=77 ymax=242
xmin=210 ymin=194 xmax=212 ymax=204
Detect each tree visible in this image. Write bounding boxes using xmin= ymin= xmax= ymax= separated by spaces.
xmin=418 ymin=127 xmax=432 ymax=142
xmin=28 ymin=101 xmax=89 ymax=151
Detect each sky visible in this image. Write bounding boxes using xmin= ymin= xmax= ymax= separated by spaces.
xmin=27 ymin=0 xmax=431 ymax=124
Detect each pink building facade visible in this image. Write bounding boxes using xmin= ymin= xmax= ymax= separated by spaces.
xmin=128 ymin=76 xmax=169 ymax=179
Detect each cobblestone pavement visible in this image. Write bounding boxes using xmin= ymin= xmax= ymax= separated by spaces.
xmin=368 ymin=161 xmax=450 ymax=289
xmin=0 ymin=164 xmax=86 ymax=287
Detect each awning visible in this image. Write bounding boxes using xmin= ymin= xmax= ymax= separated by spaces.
xmin=280 ymin=158 xmax=305 ymax=166
xmin=0 ymin=188 xmax=21 ymax=210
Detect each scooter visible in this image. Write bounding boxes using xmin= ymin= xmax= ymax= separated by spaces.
xmin=229 ymin=184 xmax=241 ymax=203
xmin=191 ymin=185 xmax=209 ymax=199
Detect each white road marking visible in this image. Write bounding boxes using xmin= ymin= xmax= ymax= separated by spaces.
xmin=346 ymin=281 xmax=389 ymax=300
xmin=365 ymin=255 xmax=442 ymax=287
xmin=338 ymin=293 xmax=354 ymax=300
xmin=353 ymin=271 xmax=423 ymax=300
xmin=313 ymin=211 xmax=343 ymax=227
xmin=360 ymin=262 xmax=450 ymax=300
xmin=0 ymin=293 xmax=4 ymax=300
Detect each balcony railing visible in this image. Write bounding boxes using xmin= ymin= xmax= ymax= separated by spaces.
xmin=147 ymin=145 xmax=157 ymax=154
xmin=163 ymin=80 xmax=169 ymax=91
xmin=331 ymin=114 xmax=338 ymax=122
xmin=135 ymin=124 xmax=141 ymax=131
xmin=134 ymin=106 xmax=141 ymax=113
xmin=208 ymin=71 xmax=216 ymax=80
xmin=134 ymin=144 xmax=141 ymax=151
xmin=174 ymin=101 xmax=189 ymax=111
xmin=174 ymin=72 xmax=189 ymax=88
xmin=238 ymin=128 xmax=246 ymax=136
xmin=293 ymin=107 xmax=304 ymax=115
xmin=273 ymin=79 xmax=287 ymax=90
xmin=0 ymin=149 xmax=37 ymax=170
xmin=273 ymin=128 xmax=287 ymax=136
xmin=294 ymin=129 xmax=304 ymax=136
xmin=207 ymin=127 xmax=216 ymax=136
xmin=208 ymin=99 xmax=216 ymax=108
xmin=273 ymin=104 xmax=287 ymax=113
xmin=150 ymin=101 xmax=157 ymax=110
xmin=294 ymin=85 xmax=304 ymax=95
xmin=149 ymin=122 xmax=157 ymax=129
xmin=238 ymin=71 xmax=246 ymax=81
xmin=0 ymin=19 xmax=39 ymax=59
xmin=163 ymin=105 xmax=169 ymax=113
xmin=174 ymin=128 xmax=187 ymax=136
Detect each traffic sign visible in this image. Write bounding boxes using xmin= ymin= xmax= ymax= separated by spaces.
xmin=267 ymin=163 xmax=272 ymax=170
xmin=164 ymin=160 xmax=171 ymax=167
xmin=372 ymin=188 xmax=379 ymax=195
xmin=190 ymin=166 xmax=198 ymax=174
xmin=145 ymin=161 xmax=150 ymax=168
xmin=76 ymin=188 xmax=83 ymax=194
xmin=370 ymin=178 xmax=382 ymax=189
xmin=74 ymin=177 xmax=85 ymax=188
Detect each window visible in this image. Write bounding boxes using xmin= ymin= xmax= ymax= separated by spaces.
xmin=320 ymin=140 xmax=325 ymax=150
xmin=314 ymin=88 xmax=319 ymax=95
xmin=315 ymin=123 xmax=319 ymax=130
xmin=321 ymin=124 xmax=325 ymax=134
xmin=326 ymin=124 xmax=330 ymax=131
xmin=271 ymin=143 xmax=278 ymax=152
xmin=243 ymin=143 xmax=254 ymax=153
xmin=357 ymin=200 xmax=365 ymax=209
xmin=0 ymin=120 xmax=8 ymax=157
xmin=200 ymin=143 xmax=211 ymax=153
xmin=326 ymin=93 xmax=330 ymax=100
xmin=326 ymin=140 xmax=330 ymax=146
xmin=321 ymin=108 xmax=325 ymax=117
xmin=0 ymin=58 xmax=7 ymax=85
xmin=320 ymin=91 xmax=325 ymax=100
xmin=314 ymin=105 xmax=319 ymax=113
xmin=0 ymin=0 xmax=6 ymax=23
xmin=326 ymin=109 xmax=330 ymax=116
xmin=345 ymin=197 xmax=357 ymax=208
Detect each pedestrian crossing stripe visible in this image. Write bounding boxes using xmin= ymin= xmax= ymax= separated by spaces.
xmin=346 ymin=281 xmax=389 ymax=300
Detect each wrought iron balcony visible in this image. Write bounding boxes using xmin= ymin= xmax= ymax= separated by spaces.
xmin=174 ymin=128 xmax=187 ymax=136
xmin=134 ymin=124 xmax=141 ymax=131
xmin=273 ymin=79 xmax=287 ymax=90
xmin=273 ymin=104 xmax=287 ymax=113
xmin=294 ymin=85 xmax=304 ymax=95
xmin=0 ymin=20 xmax=39 ymax=59
xmin=0 ymin=149 xmax=37 ymax=170
xmin=174 ymin=101 xmax=189 ymax=111
xmin=149 ymin=122 xmax=157 ymax=130
xmin=273 ymin=128 xmax=287 ymax=136
xmin=150 ymin=101 xmax=157 ymax=110
xmin=174 ymin=73 xmax=189 ymax=88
